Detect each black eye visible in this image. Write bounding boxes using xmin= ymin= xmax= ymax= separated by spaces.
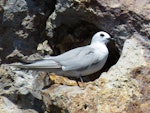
xmin=100 ymin=33 xmax=105 ymax=37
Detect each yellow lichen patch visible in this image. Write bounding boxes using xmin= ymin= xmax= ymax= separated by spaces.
xmin=49 ymin=73 xmax=84 ymax=86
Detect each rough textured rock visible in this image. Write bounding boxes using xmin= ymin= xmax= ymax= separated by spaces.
xmin=46 ymin=0 xmax=150 ymax=51
xmin=0 ymin=64 xmax=49 ymax=112
xmin=0 ymin=0 xmax=55 ymax=112
xmin=0 ymin=0 xmax=149 ymax=113
xmin=0 ymin=0 xmax=56 ymax=62
xmin=0 ymin=96 xmax=38 ymax=113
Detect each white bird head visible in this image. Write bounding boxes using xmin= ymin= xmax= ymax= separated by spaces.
xmin=91 ymin=31 xmax=112 ymax=44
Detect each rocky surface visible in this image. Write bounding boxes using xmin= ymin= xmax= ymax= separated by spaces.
xmin=0 ymin=0 xmax=56 ymax=62
xmin=0 ymin=0 xmax=150 ymax=113
xmin=0 ymin=96 xmax=38 ymax=113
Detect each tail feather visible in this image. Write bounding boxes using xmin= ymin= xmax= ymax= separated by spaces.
xmin=10 ymin=59 xmax=62 ymax=69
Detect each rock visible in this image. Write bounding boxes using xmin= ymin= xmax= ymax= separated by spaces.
xmin=0 ymin=63 xmax=49 ymax=112
xmin=37 ymin=40 xmax=53 ymax=55
xmin=46 ymin=0 xmax=150 ymax=51
xmin=0 ymin=5 xmax=4 ymax=24
xmin=49 ymin=73 xmax=85 ymax=86
xmin=0 ymin=0 xmax=56 ymax=61
xmin=0 ymin=96 xmax=38 ymax=113
xmin=128 ymin=66 xmax=150 ymax=113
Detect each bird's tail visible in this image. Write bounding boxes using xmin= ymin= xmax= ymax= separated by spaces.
xmin=10 ymin=59 xmax=61 ymax=70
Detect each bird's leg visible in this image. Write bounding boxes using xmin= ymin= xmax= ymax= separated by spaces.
xmin=78 ymin=74 xmax=85 ymax=88
xmin=79 ymin=75 xmax=83 ymax=83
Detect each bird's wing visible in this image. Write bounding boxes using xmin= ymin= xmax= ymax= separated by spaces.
xmin=60 ymin=47 xmax=100 ymax=71
xmin=11 ymin=46 xmax=84 ymax=69
xmin=43 ymin=46 xmax=84 ymax=61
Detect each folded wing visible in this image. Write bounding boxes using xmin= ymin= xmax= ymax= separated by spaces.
xmin=60 ymin=47 xmax=100 ymax=71
xmin=43 ymin=46 xmax=84 ymax=61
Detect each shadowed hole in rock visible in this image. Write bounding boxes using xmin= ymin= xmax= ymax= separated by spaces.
xmin=4 ymin=85 xmax=11 ymax=90
xmin=3 ymin=93 xmax=45 ymax=113
xmin=49 ymin=21 xmax=121 ymax=82
xmin=84 ymin=104 xmax=88 ymax=109
xmin=48 ymin=105 xmax=65 ymax=113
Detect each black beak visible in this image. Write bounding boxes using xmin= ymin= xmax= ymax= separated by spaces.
xmin=109 ymin=37 xmax=115 ymax=41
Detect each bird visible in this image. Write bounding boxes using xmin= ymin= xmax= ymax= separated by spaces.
xmin=11 ymin=31 xmax=112 ymax=82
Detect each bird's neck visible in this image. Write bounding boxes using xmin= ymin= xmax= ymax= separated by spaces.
xmin=90 ymin=41 xmax=108 ymax=52
xmin=90 ymin=41 xmax=106 ymax=47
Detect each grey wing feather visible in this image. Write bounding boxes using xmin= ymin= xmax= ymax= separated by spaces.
xmin=43 ymin=47 xmax=84 ymax=61
xmin=11 ymin=59 xmax=61 ymax=69
xmin=11 ymin=47 xmax=84 ymax=69
xmin=60 ymin=47 xmax=99 ymax=71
